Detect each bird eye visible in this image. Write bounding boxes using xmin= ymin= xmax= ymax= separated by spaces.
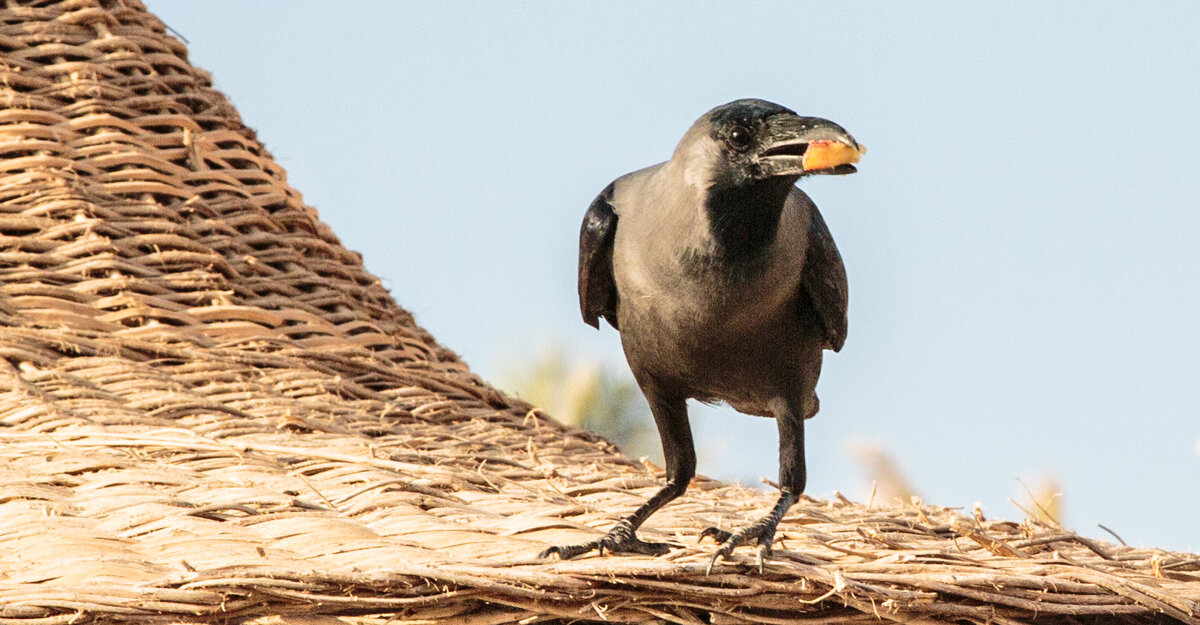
xmin=728 ymin=125 xmax=752 ymax=150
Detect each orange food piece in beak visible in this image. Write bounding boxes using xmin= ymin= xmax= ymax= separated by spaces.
xmin=802 ymin=140 xmax=866 ymax=171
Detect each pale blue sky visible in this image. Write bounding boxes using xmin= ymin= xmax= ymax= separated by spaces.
xmin=151 ymin=2 xmax=1199 ymax=551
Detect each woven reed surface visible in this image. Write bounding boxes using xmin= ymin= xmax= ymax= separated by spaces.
xmin=0 ymin=1 xmax=1195 ymax=624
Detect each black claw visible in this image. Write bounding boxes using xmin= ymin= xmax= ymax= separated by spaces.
xmin=538 ymin=541 xmax=600 ymax=561
xmin=540 ymin=527 xmax=677 ymax=561
xmin=755 ymin=542 xmax=770 ymax=574
xmin=699 ymin=526 xmax=732 ymax=543
xmin=703 ymin=518 xmax=781 ymax=575
xmin=705 ymin=543 xmax=731 ymax=575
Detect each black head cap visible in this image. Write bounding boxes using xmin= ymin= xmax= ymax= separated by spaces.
xmin=705 ymin=98 xmax=797 ymax=129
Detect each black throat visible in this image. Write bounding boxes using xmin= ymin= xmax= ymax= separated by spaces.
xmin=704 ymin=177 xmax=796 ymax=262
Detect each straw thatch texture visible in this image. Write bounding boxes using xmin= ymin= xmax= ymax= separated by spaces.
xmin=0 ymin=1 xmax=1196 ymax=624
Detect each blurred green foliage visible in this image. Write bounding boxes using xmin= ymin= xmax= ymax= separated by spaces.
xmin=502 ymin=346 xmax=661 ymax=463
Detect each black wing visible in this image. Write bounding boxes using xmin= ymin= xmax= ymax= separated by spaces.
xmin=578 ymin=183 xmax=619 ymax=330
xmin=800 ymin=202 xmax=848 ymax=351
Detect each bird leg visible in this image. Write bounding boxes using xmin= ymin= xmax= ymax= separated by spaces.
xmin=539 ymin=478 xmax=687 ymax=559
xmin=703 ymin=397 xmax=806 ymax=573
xmin=540 ymin=394 xmax=694 ymax=560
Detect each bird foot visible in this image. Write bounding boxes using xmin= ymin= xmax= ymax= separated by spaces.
xmin=539 ymin=521 xmax=678 ymax=560
xmin=700 ymin=518 xmax=780 ymax=574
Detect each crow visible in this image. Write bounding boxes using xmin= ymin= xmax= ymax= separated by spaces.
xmin=541 ymin=98 xmax=861 ymax=572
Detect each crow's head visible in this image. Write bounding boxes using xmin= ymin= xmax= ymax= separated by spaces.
xmin=675 ymin=98 xmax=863 ymax=194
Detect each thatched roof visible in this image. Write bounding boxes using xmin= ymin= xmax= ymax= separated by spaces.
xmin=0 ymin=2 xmax=1196 ymax=624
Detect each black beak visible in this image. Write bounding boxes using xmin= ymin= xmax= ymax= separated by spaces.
xmin=756 ymin=115 xmax=864 ymax=177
